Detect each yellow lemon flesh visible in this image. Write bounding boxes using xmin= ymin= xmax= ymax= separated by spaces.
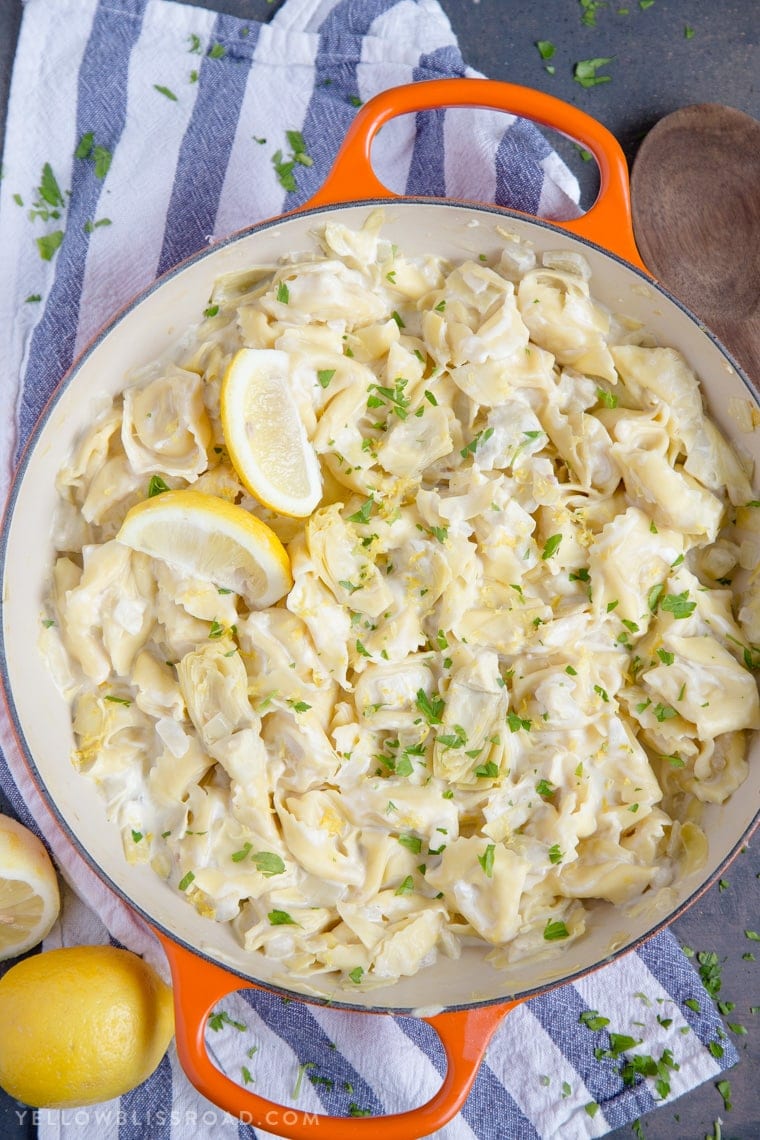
xmin=117 ymin=488 xmax=292 ymax=608
xmin=0 ymin=814 xmax=60 ymax=960
xmin=221 ymin=347 xmax=323 ymax=518
xmin=0 ymin=945 xmax=175 ymax=1107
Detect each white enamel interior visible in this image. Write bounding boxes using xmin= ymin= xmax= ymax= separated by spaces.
xmin=2 ymin=200 xmax=759 ymax=1014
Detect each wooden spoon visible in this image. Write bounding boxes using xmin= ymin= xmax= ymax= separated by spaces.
xmin=630 ymin=103 xmax=760 ymax=388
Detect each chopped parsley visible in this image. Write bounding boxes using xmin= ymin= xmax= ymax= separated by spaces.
xmin=579 ymin=1009 xmax=610 ymax=1031
xmin=543 ymin=919 xmax=570 ymax=941
xmin=460 ymin=426 xmax=494 ymax=459
xmin=478 ymin=843 xmax=495 ymax=877
xmin=573 ymin=57 xmax=614 ymax=87
xmin=147 ymin=474 xmax=170 ymax=497
xmin=347 ymin=496 xmax=375 ymax=524
xmin=507 ymin=711 xmax=531 ymax=733
xmin=596 ymin=386 xmax=618 ymax=408
xmin=268 ymin=909 xmax=297 ymax=925
xmin=542 ymin=533 xmax=563 ymax=560
xmin=415 ymin=689 xmax=445 ymax=725
xmin=661 ymin=590 xmax=697 ymax=619
xmin=208 ymin=1009 xmax=246 ymax=1032
xmin=154 ymin=84 xmax=178 ymax=101
xmin=252 ymin=852 xmax=286 ymax=876
xmin=36 ymin=230 xmax=64 ymax=261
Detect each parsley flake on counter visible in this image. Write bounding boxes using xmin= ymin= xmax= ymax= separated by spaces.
xmin=37 ymin=162 xmax=65 ymax=210
xmin=286 ymin=130 xmax=313 ymax=167
xmin=154 ymin=83 xmax=178 ymax=101
xmin=579 ymin=1009 xmax=610 ymax=1031
xmin=208 ymin=1009 xmax=246 ymax=1031
xmin=716 ymin=1078 xmax=732 ymax=1111
xmin=74 ymin=135 xmax=112 ymax=179
xmin=579 ymin=0 xmax=605 ymax=26
xmin=573 ymin=57 xmax=614 ymax=88
xmin=75 ymin=131 xmax=95 ymax=159
xmin=535 ymin=40 xmax=556 ymax=74
xmin=83 ymin=217 xmax=112 ymax=233
xmin=272 ymin=149 xmax=297 ymax=192
xmin=35 ymin=229 xmax=64 ymax=262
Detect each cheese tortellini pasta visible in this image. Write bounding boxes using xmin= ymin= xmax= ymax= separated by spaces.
xmin=44 ymin=212 xmax=760 ymax=991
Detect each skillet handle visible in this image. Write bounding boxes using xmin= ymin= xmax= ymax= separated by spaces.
xmin=305 ymin=76 xmax=648 ymax=273
xmin=157 ymin=932 xmax=519 ymax=1139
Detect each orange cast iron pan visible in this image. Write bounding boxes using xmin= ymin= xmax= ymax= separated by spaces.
xmin=2 ymin=78 xmax=759 ymax=1140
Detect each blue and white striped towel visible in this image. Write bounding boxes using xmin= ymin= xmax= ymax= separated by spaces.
xmin=0 ymin=1 xmax=739 ymax=1137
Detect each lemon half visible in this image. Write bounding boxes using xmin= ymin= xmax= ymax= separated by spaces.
xmin=221 ymin=347 xmax=323 ymax=518
xmin=117 ymin=489 xmax=292 ymax=608
xmin=0 ymin=945 xmax=174 ymax=1107
xmin=0 ymin=814 xmax=60 ymax=961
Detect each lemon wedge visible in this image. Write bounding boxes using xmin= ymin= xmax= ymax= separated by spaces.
xmin=117 ymin=489 xmax=292 ymax=608
xmin=0 ymin=944 xmax=174 ymax=1107
xmin=221 ymin=347 xmax=323 ymax=518
xmin=0 ymin=814 xmax=61 ymax=961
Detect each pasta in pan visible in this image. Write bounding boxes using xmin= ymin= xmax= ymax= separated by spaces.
xmin=44 ymin=211 xmax=760 ymax=990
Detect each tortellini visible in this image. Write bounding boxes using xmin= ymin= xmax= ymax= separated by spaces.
xmin=46 ymin=212 xmax=759 ymax=992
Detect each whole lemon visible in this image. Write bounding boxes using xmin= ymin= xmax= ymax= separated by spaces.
xmin=0 ymin=944 xmax=175 ymax=1107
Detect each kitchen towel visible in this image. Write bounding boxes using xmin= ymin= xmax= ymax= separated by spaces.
xmin=0 ymin=1 xmax=739 ymax=1138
